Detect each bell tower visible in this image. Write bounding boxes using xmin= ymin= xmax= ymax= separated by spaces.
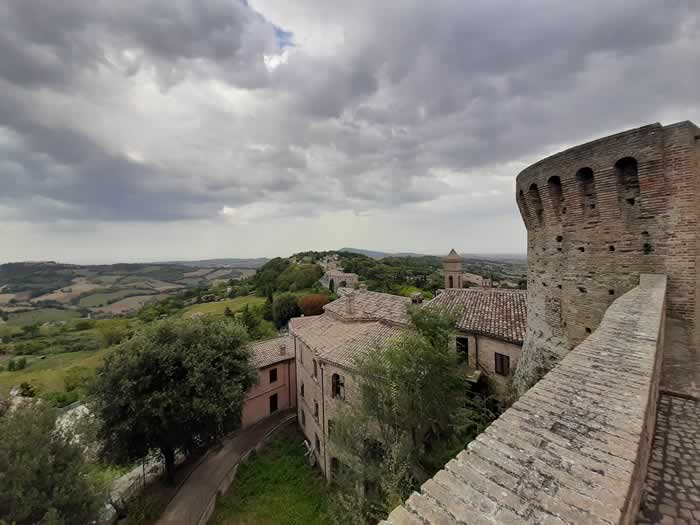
xmin=443 ymin=249 xmax=463 ymax=289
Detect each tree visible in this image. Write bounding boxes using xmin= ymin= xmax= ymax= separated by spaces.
xmin=329 ymin=279 xmax=335 ymax=293
xmin=298 ymin=294 xmax=330 ymax=316
xmin=223 ymin=306 xmax=234 ymax=318
xmin=0 ymin=406 xmax=105 ymax=524
xmin=262 ymin=287 xmax=274 ymax=321
xmin=96 ymin=320 xmax=131 ymax=347
xmin=91 ymin=317 xmax=257 ymax=484
xmin=329 ymin=306 xmax=498 ymax=521
xmin=21 ymin=323 xmax=40 ymax=338
xmin=272 ymin=293 xmax=302 ymax=329
xmin=18 ymin=382 xmax=35 ymax=398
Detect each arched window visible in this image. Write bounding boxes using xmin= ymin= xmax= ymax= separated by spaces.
xmin=615 ymin=157 xmax=640 ymax=216
xmin=576 ymin=167 xmax=597 ymax=217
xmin=527 ymin=183 xmax=544 ymax=227
xmin=547 ymin=176 xmax=563 ymax=218
xmin=448 ymin=275 xmax=454 ymax=288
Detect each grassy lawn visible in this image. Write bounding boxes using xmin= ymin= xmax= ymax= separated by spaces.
xmin=0 ymin=347 xmax=114 ymax=397
xmin=210 ymin=428 xmax=332 ymax=525
xmin=6 ymin=308 xmax=81 ymax=326
xmin=184 ymin=296 xmax=265 ymax=318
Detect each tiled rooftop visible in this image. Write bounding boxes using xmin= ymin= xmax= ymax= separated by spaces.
xmin=249 ymin=336 xmax=293 ymax=369
xmin=427 ymin=288 xmax=527 ymax=344
xmin=290 ymin=313 xmax=403 ymax=369
xmin=323 ymin=289 xmax=412 ymax=325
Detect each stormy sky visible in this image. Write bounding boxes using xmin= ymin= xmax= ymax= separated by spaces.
xmin=1 ymin=0 xmax=699 ymax=264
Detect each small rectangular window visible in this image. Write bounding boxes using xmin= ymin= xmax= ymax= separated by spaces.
xmin=301 ymin=410 xmax=306 ymax=427
xmin=328 ymin=419 xmax=334 ymax=437
xmin=495 ymin=353 xmax=510 ymax=376
xmin=331 ymin=374 xmax=345 ymax=400
xmin=269 ymin=393 xmax=278 ymax=413
xmin=456 ymin=337 xmax=469 ymax=364
xmin=314 ymin=400 xmax=319 ymax=419
xmin=315 ymin=433 xmax=321 ymax=452
xmin=301 ymin=383 xmax=305 ymax=398
xmin=313 ymin=360 xmax=318 ymax=378
xmin=269 ymin=368 xmax=278 ymax=383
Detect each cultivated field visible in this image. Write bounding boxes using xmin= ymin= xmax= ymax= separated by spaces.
xmin=183 ymin=296 xmax=265 ymax=317
xmin=96 ymin=294 xmax=168 ymax=314
xmin=6 ymin=308 xmax=81 ymax=326
xmin=0 ymin=347 xmax=113 ymax=397
xmin=79 ymin=289 xmax=154 ymax=308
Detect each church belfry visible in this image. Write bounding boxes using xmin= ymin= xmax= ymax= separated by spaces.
xmin=443 ymin=249 xmax=463 ymax=289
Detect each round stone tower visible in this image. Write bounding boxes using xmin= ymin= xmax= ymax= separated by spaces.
xmin=513 ymin=121 xmax=700 ymax=394
xmin=443 ymin=249 xmax=463 ymax=289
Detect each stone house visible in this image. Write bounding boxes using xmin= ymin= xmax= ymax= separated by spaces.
xmin=289 ymin=286 xmax=527 ymax=479
xmin=425 ymin=288 xmax=527 ymax=391
xmin=319 ymin=269 xmax=359 ymax=290
xmin=241 ymin=336 xmax=297 ymax=429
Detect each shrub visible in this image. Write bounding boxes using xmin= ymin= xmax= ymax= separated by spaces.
xmin=74 ymin=319 xmax=96 ymax=332
xmin=18 ymin=382 xmax=36 ymax=397
xmin=298 ymin=294 xmax=330 ymax=316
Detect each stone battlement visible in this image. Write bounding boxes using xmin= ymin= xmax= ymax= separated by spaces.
xmin=513 ymin=121 xmax=699 ymax=391
xmin=382 ymin=274 xmax=667 ymax=525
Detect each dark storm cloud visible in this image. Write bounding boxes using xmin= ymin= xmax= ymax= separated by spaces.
xmin=1 ymin=0 xmax=699 ymax=228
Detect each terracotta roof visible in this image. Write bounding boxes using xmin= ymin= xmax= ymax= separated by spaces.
xmin=290 ymin=313 xmax=403 ymax=368
xmin=426 ymin=288 xmax=527 ymax=344
xmin=249 ymin=336 xmax=293 ymax=368
xmin=323 ymin=290 xmax=411 ymax=325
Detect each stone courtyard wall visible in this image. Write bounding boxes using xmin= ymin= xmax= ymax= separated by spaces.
xmin=514 ymin=121 xmax=698 ymax=391
xmin=382 ymin=274 xmax=667 ymax=525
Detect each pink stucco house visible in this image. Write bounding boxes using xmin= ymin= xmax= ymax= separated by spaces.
xmin=241 ymin=336 xmax=297 ymax=428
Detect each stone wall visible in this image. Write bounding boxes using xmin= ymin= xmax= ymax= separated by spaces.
xmin=514 ymin=121 xmax=699 ymax=392
xmin=382 ymin=274 xmax=667 ymax=525
xmin=294 ymin=337 xmax=327 ymax=473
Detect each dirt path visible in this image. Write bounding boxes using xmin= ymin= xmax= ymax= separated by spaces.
xmin=155 ymin=410 xmax=296 ymax=525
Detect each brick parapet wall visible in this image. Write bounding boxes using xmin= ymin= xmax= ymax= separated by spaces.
xmin=382 ymin=274 xmax=667 ymax=525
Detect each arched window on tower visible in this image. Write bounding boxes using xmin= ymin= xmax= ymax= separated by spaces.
xmin=615 ymin=157 xmax=640 ymax=218
xmin=527 ymin=184 xmax=544 ymax=227
xmin=448 ymin=275 xmax=454 ymax=288
xmin=547 ymin=176 xmax=563 ymax=220
xmin=576 ymin=167 xmax=597 ymax=218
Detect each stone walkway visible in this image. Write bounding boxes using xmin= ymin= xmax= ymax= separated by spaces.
xmin=637 ymin=395 xmax=700 ymax=524
xmin=155 ymin=409 xmax=295 ymax=525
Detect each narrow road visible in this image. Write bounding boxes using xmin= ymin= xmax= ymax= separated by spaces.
xmin=156 ymin=409 xmax=296 ymax=525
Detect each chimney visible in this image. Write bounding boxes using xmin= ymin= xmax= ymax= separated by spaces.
xmin=346 ymin=291 xmax=355 ymax=315
xmin=279 ymin=343 xmax=286 ymax=356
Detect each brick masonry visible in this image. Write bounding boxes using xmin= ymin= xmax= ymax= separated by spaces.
xmin=382 ymin=274 xmax=667 ymax=525
xmin=513 ymin=122 xmax=699 ymax=394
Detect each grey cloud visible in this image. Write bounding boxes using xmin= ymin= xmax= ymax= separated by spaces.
xmin=1 ymin=0 xmax=699 ymax=243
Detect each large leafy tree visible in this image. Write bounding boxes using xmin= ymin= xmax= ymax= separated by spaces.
xmin=91 ymin=317 xmax=257 ymax=484
xmin=329 ymin=306 xmax=499 ymax=522
xmin=272 ymin=292 xmax=302 ymax=328
xmin=0 ymin=406 xmax=105 ymax=525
